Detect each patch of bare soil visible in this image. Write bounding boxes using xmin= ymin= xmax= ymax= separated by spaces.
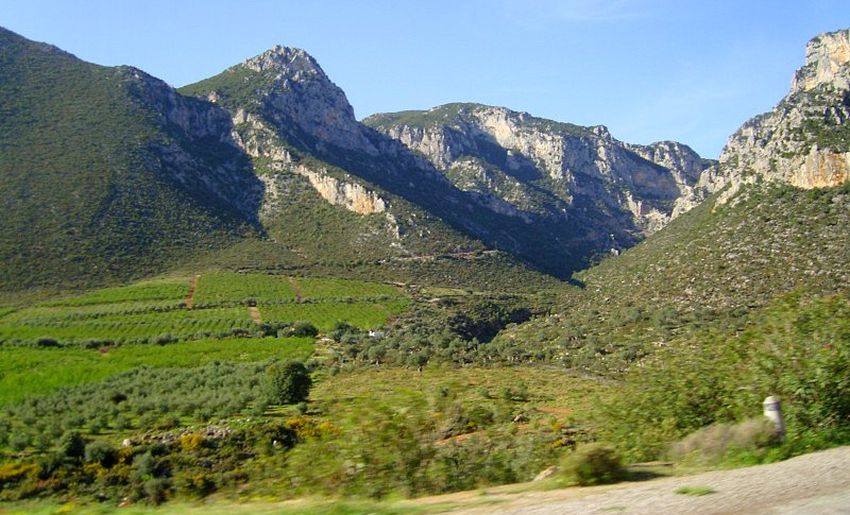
xmin=249 ymin=306 xmax=262 ymax=324
xmin=185 ymin=274 xmax=200 ymax=310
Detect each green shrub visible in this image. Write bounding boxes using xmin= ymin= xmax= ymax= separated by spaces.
xmin=559 ymin=443 xmax=625 ymax=486
xmin=289 ymin=321 xmax=319 ymax=337
xmin=143 ymin=477 xmax=172 ymax=505
xmin=266 ymin=361 xmax=312 ymax=405
xmin=84 ymin=440 xmax=115 ymax=466
xmin=59 ymin=431 xmax=86 ymax=460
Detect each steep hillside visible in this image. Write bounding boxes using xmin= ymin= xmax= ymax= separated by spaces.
xmin=682 ymin=28 xmax=850 ymax=208
xmin=0 ymin=27 xmax=262 ymax=291
xmin=180 ymin=47 xmax=582 ymax=282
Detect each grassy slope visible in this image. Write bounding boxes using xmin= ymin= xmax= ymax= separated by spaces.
xmin=0 ymin=28 xmax=254 ymax=292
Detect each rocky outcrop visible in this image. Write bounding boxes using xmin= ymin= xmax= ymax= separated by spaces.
xmin=237 ymin=46 xmax=378 ymax=155
xmin=791 ymin=30 xmax=850 ymax=94
xmin=224 ymin=108 xmax=389 ymax=218
xmin=296 ymin=165 xmax=387 ymax=214
xmin=366 ymin=104 xmax=714 ymax=234
xmin=117 ymin=66 xmax=264 ymax=221
xmin=687 ymin=28 xmax=850 ymax=206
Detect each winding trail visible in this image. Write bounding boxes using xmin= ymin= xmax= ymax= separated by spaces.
xmin=448 ymin=446 xmax=850 ymax=514
xmin=185 ymin=274 xmax=200 ymax=310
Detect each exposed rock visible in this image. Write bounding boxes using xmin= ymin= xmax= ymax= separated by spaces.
xmin=685 ymin=28 xmax=850 ymax=208
xmin=791 ymin=29 xmax=850 ymax=94
xmin=296 ymin=165 xmax=387 ymax=215
xmin=117 ymin=66 xmax=264 ymax=220
xmin=367 ymin=103 xmax=714 ymax=234
xmin=242 ymin=46 xmax=378 ymax=155
xmin=534 ymin=465 xmax=559 ymax=481
xmin=228 ymin=109 xmax=389 ymax=217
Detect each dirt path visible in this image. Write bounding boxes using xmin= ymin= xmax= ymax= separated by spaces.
xmin=249 ymin=306 xmax=262 ymax=324
xmin=288 ymin=277 xmax=303 ymax=303
xmin=185 ymin=274 xmax=200 ymax=310
xmin=448 ymin=446 xmax=850 ymax=514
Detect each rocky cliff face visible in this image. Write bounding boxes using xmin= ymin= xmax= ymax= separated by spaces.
xmin=183 ymin=47 xmax=400 ymax=232
xmin=240 ymin=46 xmax=378 ymax=155
xmin=688 ymin=29 xmax=850 ymax=205
xmin=118 ymin=66 xmax=263 ymax=221
xmin=366 ymin=104 xmax=714 ymax=234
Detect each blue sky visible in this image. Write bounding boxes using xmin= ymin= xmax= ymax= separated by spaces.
xmin=2 ymin=0 xmax=848 ymax=157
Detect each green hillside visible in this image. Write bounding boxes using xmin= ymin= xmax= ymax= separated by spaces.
xmin=0 ymin=28 xmax=259 ymax=291
xmin=498 ymin=181 xmax=850 ymax=373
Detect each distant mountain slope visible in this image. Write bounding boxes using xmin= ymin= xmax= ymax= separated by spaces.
xmin=180 ymin=49 xmax=581 ymax=278
xmin=181 ymin=48 xmax=715 ymax=278
xmin=0 ymin=27 xmax=262 ymax=290
xmin=365 ymin=103 xmax=714 ymax=236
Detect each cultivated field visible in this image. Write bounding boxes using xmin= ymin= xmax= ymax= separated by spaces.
xmin=0 ymin=273 xmax=409 ymax=403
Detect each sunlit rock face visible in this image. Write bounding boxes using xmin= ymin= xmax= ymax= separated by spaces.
xmin=686 ymin=29 xmax=850 ymax=207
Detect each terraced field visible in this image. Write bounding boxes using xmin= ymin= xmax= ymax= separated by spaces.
xmin=0 ymin=273 xmax=410 ymax=403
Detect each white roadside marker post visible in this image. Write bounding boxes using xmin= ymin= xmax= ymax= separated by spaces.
xmin=763 ymin=396 xmax=785 ymax=441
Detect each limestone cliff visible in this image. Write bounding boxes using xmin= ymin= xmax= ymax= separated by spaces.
xmin=366 ymin=104 xmax=714 ymax=234
xmin=688 ymin=28 xmax=850 ymax=206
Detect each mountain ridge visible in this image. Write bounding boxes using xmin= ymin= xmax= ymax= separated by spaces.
xmin=1 ymin=26 xmax=848 ymax=294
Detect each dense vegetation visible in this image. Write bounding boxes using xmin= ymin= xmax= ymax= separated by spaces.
xmin=599 ymin=290 xmax=850 ymax=461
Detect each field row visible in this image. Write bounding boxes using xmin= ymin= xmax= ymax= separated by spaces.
xmin=0 ymin=301 xmax=409 ymax=345
xmin=37 ymin=273 xmax=405 ymax=309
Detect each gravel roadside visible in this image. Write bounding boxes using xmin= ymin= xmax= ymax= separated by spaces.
xmin=453 ymin=446 xmax=850 ymax=514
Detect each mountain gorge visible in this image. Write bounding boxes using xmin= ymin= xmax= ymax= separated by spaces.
xmin=365 ymin=103 xmax=713 ymax=235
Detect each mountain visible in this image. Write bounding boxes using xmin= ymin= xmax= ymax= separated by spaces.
xmin=365 ymin=103 xmax=713 ymax=236
xmin=181 ymin=48 xmax=715 ymax=280
xmin=4 ymin=25 xmax=843 ymax=297
xmin=0 ymin=27 xmax=262 ymax=290
xmin=498 ymin=28 xmax=850 ymax=373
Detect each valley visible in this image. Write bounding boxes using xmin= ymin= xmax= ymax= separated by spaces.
xmin=0 ymin=22 xmax=849 ymax=513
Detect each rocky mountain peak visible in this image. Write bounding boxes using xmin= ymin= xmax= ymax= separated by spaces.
xmin=243 ymin=45 xmax=324 ymax=78
xmin=234 ymin=45 xmax=377 ymax=154
xmin=791 ymin=29 xmax=850 ymax=94
xmin=687 ymin=27 xmax=850 ymax=204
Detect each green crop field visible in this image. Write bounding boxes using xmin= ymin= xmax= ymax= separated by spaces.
xmin=262 ymin=299 xmax=409 ymax=331
xmin=0 ymin=337 xmax=314 ymax=405
xmin=0 ymin=306 xmax=254 ymax=344
xmin=44 ymin=278 xmax=190 ymax=307
xmin=296 ymin=277 xmax=404 ymax=300
xmin=0 ymin=272 xmax=411 ymax=405
xmin=193 ymin=272 xmax=296 ymax=305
